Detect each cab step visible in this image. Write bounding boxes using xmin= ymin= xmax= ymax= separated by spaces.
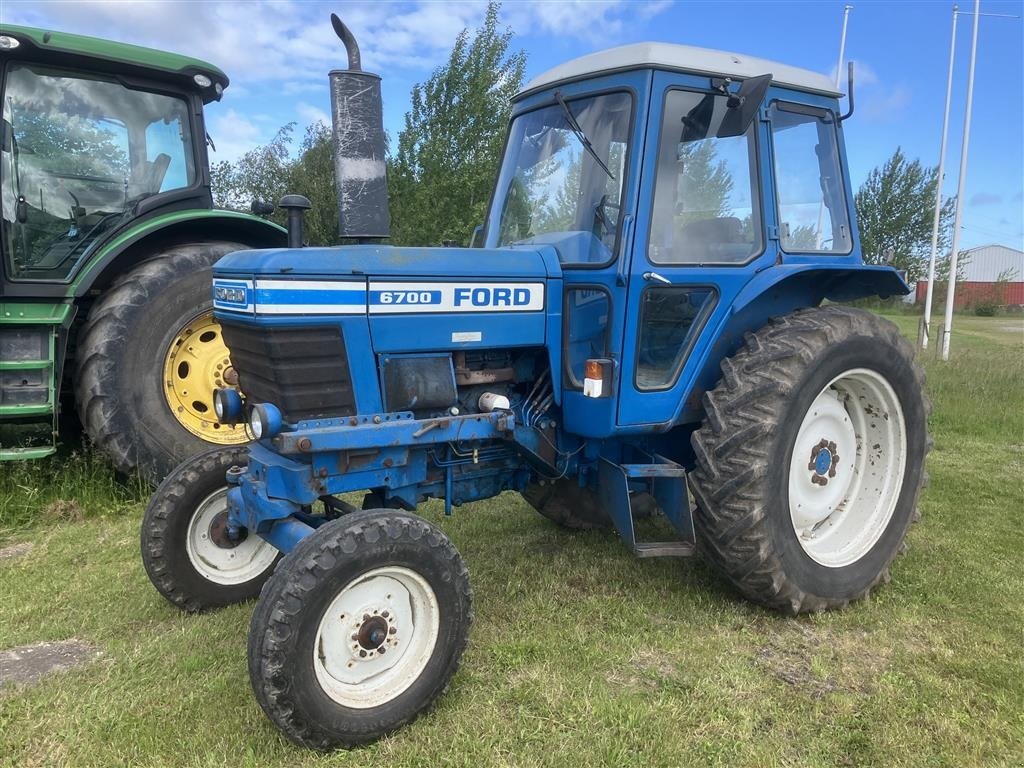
xmin=0 ymin=321 xmax=61 ymax=460
xmin=633 ymin=541 xmax=695 ymax=558
xmin=598 ymin=454 xmax=696 ymax=558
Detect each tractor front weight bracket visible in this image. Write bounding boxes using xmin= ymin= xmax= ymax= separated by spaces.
xmin=226 ymin=409 xmax=519 ymax=554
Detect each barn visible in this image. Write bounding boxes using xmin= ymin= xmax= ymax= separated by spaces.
xmin=916 ymin=243 xmax=1024 ymax=308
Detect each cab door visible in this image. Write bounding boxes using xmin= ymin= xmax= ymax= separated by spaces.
xmin=616 ymin=72 xmax=775 ymax=427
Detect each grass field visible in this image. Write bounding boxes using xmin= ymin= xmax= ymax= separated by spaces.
xmin=1 ymin=313 xmax=1021 ymax=768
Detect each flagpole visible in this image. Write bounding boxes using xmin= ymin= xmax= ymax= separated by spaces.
xmin=921 ymin=4 xmax=958 ymax=350
xmin=941 ymin=0 xmax=980 ymax=361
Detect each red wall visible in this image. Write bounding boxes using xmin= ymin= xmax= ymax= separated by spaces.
xmin=915 ymin=281 xmax=1024 ymax=307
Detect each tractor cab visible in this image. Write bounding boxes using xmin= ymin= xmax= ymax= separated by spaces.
xmin=481 ymin=43 xmax=901 ymax=437
xmin=0 ymin=25 xmax=223 ymax=283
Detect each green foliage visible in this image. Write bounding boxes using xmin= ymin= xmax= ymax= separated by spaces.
xmin=210 ymin=121 xmax=337 ymax=246
xmin=388 ymin=2 xmax=526 ymax=246
xmin=674 ymin=139 xmax=734 ymax=227
xmin=854 ymin=147 xmax=955 ymax=282
xmin=210 ymin=123 xmax=294 ymax=220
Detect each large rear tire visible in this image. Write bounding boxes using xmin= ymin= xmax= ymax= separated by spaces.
xmin=75 ymin=242 xmax=250 ymax=481
xmin=689 ymin=306 xmax=930 ymax=615
xmin=521 ymin=479 xmax=609 ymax=529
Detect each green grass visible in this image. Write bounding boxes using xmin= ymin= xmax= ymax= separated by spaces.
xmin=1 ymin=313 xmax=1022 ymax=767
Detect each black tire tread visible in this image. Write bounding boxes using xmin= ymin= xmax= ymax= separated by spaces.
xmin=141 ymin=446 xmax=262 ymax=613
xmin=247 ymin=510 xmax=473 ymax=750
xmin=689 ymin=305 xmax=931 ymax=615
xmin=521 ymin=480 xmax=608 ymax=529
xmin=73 ymin=241 xmax=247 ymax=478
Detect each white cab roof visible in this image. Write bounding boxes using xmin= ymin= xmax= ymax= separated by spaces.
xmin=521 ymin=42 xmax=841 ymax=98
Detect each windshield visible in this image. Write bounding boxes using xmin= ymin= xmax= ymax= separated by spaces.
xmin=2 ymin=64 xmax=197 ymax=281
xmin=491 ymin=91 xmax=632 ymax=265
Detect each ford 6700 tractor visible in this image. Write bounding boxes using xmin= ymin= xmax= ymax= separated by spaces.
xmin=141 ymin=18 xmax=929 ymax=751
xmin=0 ymin=26 xmax=285 ymax=475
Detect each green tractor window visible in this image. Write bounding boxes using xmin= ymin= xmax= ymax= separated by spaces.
xmin=1 ymin=64 xmax=197 ymax=281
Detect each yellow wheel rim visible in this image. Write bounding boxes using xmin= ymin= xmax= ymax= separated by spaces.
xmin=162 ymin=311 xmax=247 ymax=445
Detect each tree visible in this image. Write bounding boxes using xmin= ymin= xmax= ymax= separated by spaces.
xmin=854 ymin=147 xmax=955 ymax=283
xmin=210 ymin=124 xmax=294 ymax=213
xmin=388 ymin=1 xmax=526 ymax=246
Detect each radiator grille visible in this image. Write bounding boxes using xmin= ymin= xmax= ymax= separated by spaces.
xmin=220 ymin=323 xmax=355 ymax=422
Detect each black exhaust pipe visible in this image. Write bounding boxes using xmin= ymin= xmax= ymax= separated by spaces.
xmin=328 ymin=14 xmax=390 ymax=241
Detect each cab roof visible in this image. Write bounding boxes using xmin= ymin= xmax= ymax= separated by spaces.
xmin=520 ymin=42 xmax=840 ymax=99
xmin=0 ymin=24 xmax=229 ymax=102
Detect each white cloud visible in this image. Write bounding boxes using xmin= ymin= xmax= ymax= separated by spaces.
xmin=206 ymin=108 xmax=263 ymax=162
xmin=296 ymin=101 xmax=330 ymax=127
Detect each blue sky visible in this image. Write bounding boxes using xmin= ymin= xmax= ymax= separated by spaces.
xmin=6 ymin=0 xmax=1022 ymax=251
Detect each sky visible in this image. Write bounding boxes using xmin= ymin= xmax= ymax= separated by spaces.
xmin=4 ymin=0 xmax=1022 ymax=252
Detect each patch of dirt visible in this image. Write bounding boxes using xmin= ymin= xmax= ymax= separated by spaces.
xmin=42 ymin=499 xmax=86 ymax=523
xmin=0 ymin=640 xmax=100 ymax=689
xmin=605 ymin=647 xmax=679 ymax=692
xmin=0 ymin=542 xmax=33 ymax=561
xmin=756 ymin=622 xmax=890 ymax=698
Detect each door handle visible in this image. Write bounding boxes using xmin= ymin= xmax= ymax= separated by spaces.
xmin=642 ymin=271 xmax=671 ymax=284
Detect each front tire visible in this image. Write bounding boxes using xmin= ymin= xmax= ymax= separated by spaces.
xmin=689 ymin=306 xmax=930 ymax=614
xmin=75 ymin=241 xmax=250 ymax=482
xmin=141 ymin=447 xmax=279 ymax=612
xmin=247 ymin=510 xmax=472 ymax=750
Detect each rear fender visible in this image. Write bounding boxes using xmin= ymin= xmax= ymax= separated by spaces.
xmin=70 ymin=210 xmax=287 ymax=297
xmin=678 ymin=264 xmax=909 ymax=426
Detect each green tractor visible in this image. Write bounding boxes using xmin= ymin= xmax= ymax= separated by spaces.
xmin=0 ymin=25 xmax=286 ymax=478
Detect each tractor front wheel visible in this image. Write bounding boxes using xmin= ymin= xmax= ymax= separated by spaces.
xmin=141 ymin=447 xmax=279 ymax=612
xmin=247 ymin=510 xmax=472 ymax=750
xmin=689 ymin=306 xmax=930 ymax=615
xmin=75 ymin=241 xmax=250 ymax=482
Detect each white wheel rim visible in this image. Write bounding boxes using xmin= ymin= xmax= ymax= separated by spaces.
xmin=184 ymin=489 xmax=278 ymax=585
xmin=788 ymin=368 xmax=907 ymax=568
xmin=313 ymin=566 xmax=440 ymax=709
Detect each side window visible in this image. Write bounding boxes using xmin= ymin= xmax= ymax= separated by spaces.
xmin=648 ymin=89 xmax=762 ymax=265
xmin=636 ymin=287 xmax=716 ymax=390
xmin=769 ymin=103 xmax=852 ymax=253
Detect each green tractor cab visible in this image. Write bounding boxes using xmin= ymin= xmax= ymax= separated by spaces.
xmin=0 ymin=24 xmax=286 ymax=474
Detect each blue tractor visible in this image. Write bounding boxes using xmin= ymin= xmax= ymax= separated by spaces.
xmin=141 ymin=18 xmax=929 ymax=750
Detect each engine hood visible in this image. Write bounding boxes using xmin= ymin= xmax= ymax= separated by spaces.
xmin=213 ymin=244 xmax=561 ymax=280
xmin=212 ymin=244 xmax=563 ymax=322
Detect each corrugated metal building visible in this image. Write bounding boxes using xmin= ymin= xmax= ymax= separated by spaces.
xmin=915 ymin=244 xmax=1024 ymax=307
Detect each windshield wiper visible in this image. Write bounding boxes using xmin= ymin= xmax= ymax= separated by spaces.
xmin=553 ymin=91 xmax=614 ymax=181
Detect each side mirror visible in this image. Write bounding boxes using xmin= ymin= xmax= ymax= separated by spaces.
xmin=716 ymin=73 xmax=772 ymax=138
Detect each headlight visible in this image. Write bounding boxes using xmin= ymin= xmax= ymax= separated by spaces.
xmin=193 ymin=73 xmax=213 ymax=88
xmin=249 ymin=403 xmax=283 ymax=439
xmin=213 ymin=388 xmax=243 ymax=423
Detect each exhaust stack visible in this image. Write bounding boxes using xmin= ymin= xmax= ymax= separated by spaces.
xmin=328 ymin=14 xmax=390 ymax=241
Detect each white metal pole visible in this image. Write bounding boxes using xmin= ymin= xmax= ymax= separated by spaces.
xmin=921 ymin=5 xmax=959 ymax=350
xmin=836 ymin=5 xmax=852 ymax=87
xmin=816 ymin=5 xmax=852 ymax=249
xmin=941 ymin=0 xmax=980 ymax=361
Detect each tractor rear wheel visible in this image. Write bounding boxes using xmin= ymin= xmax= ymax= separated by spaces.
xmin=521 ymin=479 xmax=609 ymax=529
xmin=689 ymin=306 xmax=930 ymax=615
xmin=247 ymin=510 xmax=472 ymax=750
xmin=75 ymin=242 xmax=249 ymax=481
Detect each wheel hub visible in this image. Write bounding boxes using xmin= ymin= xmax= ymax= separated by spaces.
xmin=351 ymin=611 xmax=398 ymax=659
xmin=808 ymin=439 xmax=840 ymax=485
xmin=162 ymin=311 xmax=247 ymax=445
xmin=207 ymin=510 xmax=245 ymax=549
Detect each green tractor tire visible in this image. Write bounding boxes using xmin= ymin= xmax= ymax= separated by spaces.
xmin=74 ymin=241 xmax=250 ymax=482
